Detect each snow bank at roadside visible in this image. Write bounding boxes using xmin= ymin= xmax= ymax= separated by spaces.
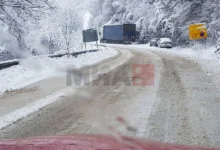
xmin=132 ymin=44 xmax=220 ymax=90
xmin=0 ymin=48 xmax=118 ymax=93
xmin=174 ymin=46 xmax=220 ymax=91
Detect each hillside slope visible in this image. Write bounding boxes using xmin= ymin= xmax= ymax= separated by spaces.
xmin=90 ymin=0 xmax=220 ymax=46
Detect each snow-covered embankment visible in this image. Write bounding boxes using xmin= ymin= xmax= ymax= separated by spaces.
xmin=0 ymin=48 xmax=118 ymax=93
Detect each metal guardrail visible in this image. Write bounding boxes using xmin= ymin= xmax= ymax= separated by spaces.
xmin=0 ymin=50 xmax=99 ymax=70
xmin=0 ymin=60 xmax=19 ymax=70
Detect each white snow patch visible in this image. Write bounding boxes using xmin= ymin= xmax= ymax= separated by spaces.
xmin=0 ymin=59 xmax=19 ymax=65
xmin=159 ymin=38 xmax=172 ymax=43
xmin=0 ymin=46 xmax=4 ymax=53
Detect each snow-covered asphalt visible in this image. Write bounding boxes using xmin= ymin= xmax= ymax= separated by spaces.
xmin=1 ymin=45 xmax=220 ymax=148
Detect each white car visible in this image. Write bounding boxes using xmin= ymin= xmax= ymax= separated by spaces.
xmin=157 ymin=38 xmax=173 ymax=48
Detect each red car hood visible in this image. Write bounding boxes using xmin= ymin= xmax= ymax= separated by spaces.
xmin=0 ymin=135 xmax=219 ymax=150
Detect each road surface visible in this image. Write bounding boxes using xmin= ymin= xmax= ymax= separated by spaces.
xmin=1 ymin=45 xmax=220 ymax=148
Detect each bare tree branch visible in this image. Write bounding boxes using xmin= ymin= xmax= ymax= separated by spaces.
xmin=0 ymin=0 xmax=54 ymax=50
xmin=0 ymin=5 xmax=22 ymax=26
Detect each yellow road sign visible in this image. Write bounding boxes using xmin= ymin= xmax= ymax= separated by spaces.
xmin=189 ymin=24 xmax=208 ymax=40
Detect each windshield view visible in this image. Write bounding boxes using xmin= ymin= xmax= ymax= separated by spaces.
xmin=1 ymin=0 xmax=220 ymax=150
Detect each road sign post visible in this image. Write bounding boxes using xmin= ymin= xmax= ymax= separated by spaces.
xmin=82 ymin=29 xmax=99 ymax=50
xmin=96 ymin=41 xmax=98 ymax=50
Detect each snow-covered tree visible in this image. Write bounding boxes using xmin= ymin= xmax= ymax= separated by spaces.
xmin=0 ymin=0 xmax=53 ymax=50
xmin=60 ymin=9 xmax=82 ymax=52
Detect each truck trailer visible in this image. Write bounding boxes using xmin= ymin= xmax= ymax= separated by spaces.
xmin=100 ymin=24 xmax=136 ymax=44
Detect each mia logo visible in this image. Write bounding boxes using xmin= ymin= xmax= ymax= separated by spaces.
xmin=66 ymin=64 xmax=155 ymax=86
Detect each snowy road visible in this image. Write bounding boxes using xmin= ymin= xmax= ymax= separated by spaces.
xmin=1 ymin=45 xmax=220 ymax=148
